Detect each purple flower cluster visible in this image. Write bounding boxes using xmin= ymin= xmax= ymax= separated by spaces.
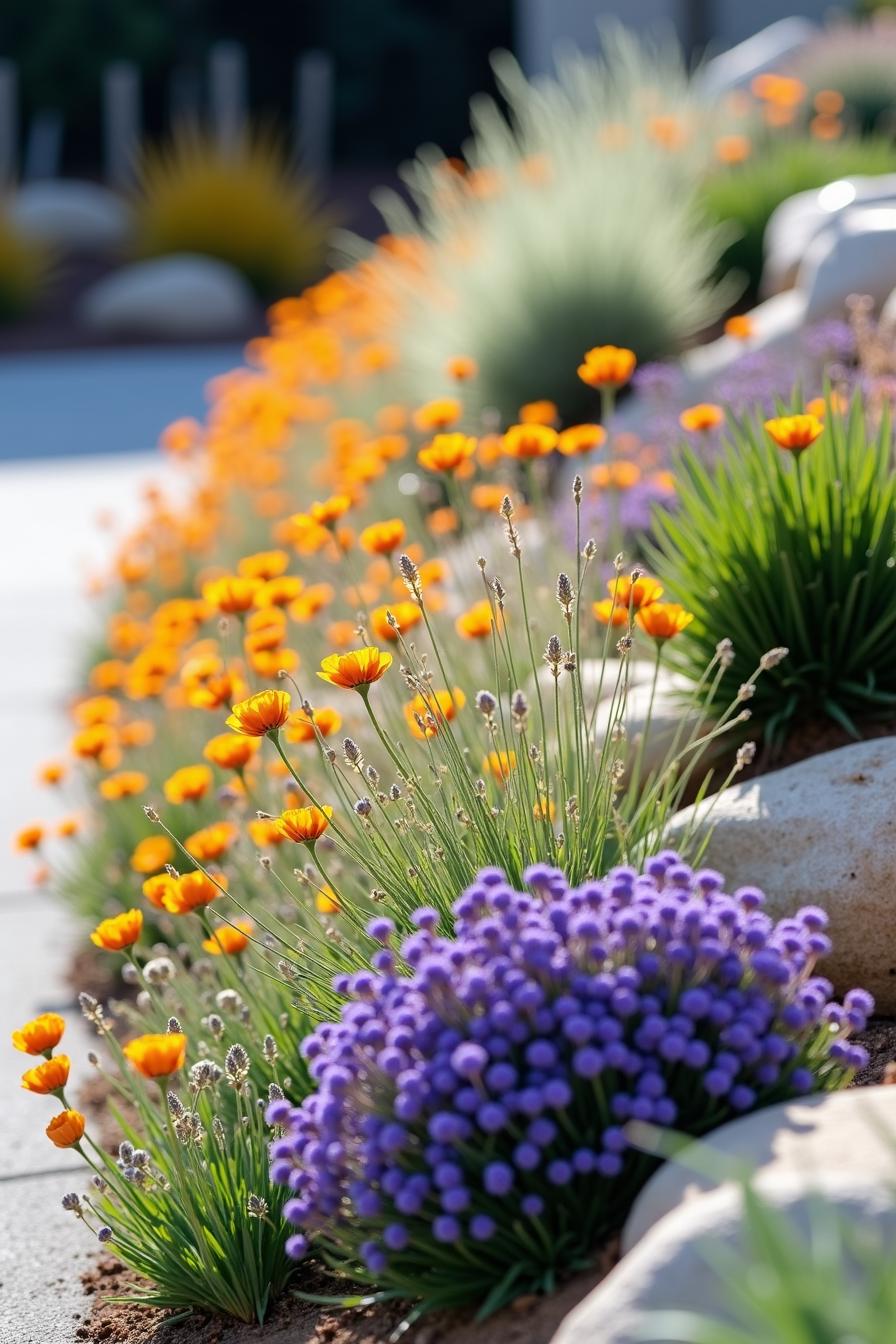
xmin=268 ymin=854 xmax=871 ymax=1306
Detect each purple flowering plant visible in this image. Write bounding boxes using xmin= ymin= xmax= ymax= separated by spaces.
xmin=268 ymin=852 xmax=871 ymax=1317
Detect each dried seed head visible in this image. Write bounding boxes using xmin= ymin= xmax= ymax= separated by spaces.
xmin=143 ymin=805 xmax=160 ymax=823
xmin=225 ymin=1043 xmax=251 ymax=1087
xmin=735 ymin=741 xmax=757 ymax=770
xmin=389 ymin=783 xmax=402 ymax=801
xmin=207 ymin=1013 xmax=224 ymax=1040
xmin=563 ymin=650 xmax=577 ymax=673
xmin=167 ymin=1091 xmax=185 ymax=1118
xmin=583 ymin=538 xmax=597 ymax=560
xmin=61 ymin=1192 xmax=82 ymax=1213
xmin=760 ymin=646 xmax=789 ymax=670
xmin=354 ymin=797 xmax=372 ymax=817
xmin=556 ymin=572 xmax=574 ymax=614
xmin=263 ymin=1034 xmax=278 ymax=1064
xmin=500 ymin=495 xmax=514 ymax=520
xmin=715 ymin=637 xmax=735 ymax=668
xmin=143 ymin=956 xmax=175 ymax=985
xmin=616 ymin=634 xmax=633 ymax=655
xmin=572 ymin=474 xmax=583 ymax=503
xmin=247 ymin=1194 xmax=269 ymax=1219
xmin=189 ymin=1059 xmax=222 ymax=1091
xmin=343 ymin=737 xmax=363 ymax=767
xmin=268 ymin=1082 xmax=284 ymax=1103
xmin=737 ymin=682 xmax=755 ymax=701
xmin=544 ymin=634 xmax=563 ymax=668
xmin=475 ymin=690 xmax=497 ymax=717
xmin=511 ymin=690 xmax=529 ymax=729
xmin=166 ymin=1016 xmax=182 ymax=1035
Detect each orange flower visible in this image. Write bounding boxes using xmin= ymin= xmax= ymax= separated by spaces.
xmin=310 ymin=495 xmax=352 ymax=526
xmin=591 ymin=460 xmax=641 ymax=490
xmin=636 ymin=602 xmax=695 ymax=640
xmin=428 ymin=506 xmax=458 ymax=536
xmin=413 ymin=398 xmax=461 ymax=432
xmin=404 ymin=688 xmax=465 ymax=739
xmin=57 ymin=816 xmax=80 ymax=839
xmin=724 ymin=314 xmax=754 ymax=341
xmin=417 ymin=433 xmax=476 ymax=474
xmin=202 ymin=575 xmax=261 ymax=614
xmin=446 ymin=356 xmax=477 ymax=381
xmin=751 ymin=73 xmax=805 ymax=108
xmin=71 ymin=724 xmax=117 ymax=760
xmin=502 ymin=423 xmax=558 ymax=459
xmin=284 ymin=706 xmax=342 ymax=744
xmin=679 ymin=403 xmax=724 ymax=433
xmin=123 ymin=1032 xmax=187 ymax=1078
xmin=161 ymin=870 xmax=223 ymax=915
xmin=142 ymin=872 xmax=177 ymax=909
xmin=318 ymin=646 xmax=393 ymax=690
xmin=764 ymin=413 xmax=824 ymax=455
xmin=607 ymin=575 xmax=664 ymax=609
xmin=203 ymin=732 xmax=259 ymax=770
xmin=15 ymin=824 xmax=43 ymax=852
xmin=254 ymin=576 xmax=304 ymax=608
xmin=163 ymin=764 xmax=213 ymax=804
xmin=38 ymin=761 xmax=66 ymax=786
xmin=21 ymin=1054 xmax=70 ymax=1094
xmin=160 ymin=416 xmax=201 ymax=454
xmin=558 ymin=424 xmax=606 ymax=456
xmin=12 ymin=1012 xmax=65 ymax=1055
xmin=483 ymin=750 xmax=517 ymax=785
xmin=248 ymin=817 xmax=285 ymax=847
xmin=276 ymin=805 xmax=333 ymax=844
xmin=471 ymin=483 xmax=514 ymax=511
xmin=99 ymin=770 xmax=148 ymax=801
xmin=806 ymin=394 xmax=847 ymax=419
xmin=577 ymin=345 xmax=636 ymax=390
xmin=519 ymin=400 xmax=559 ymax=426
xmin=226 ymin=689 xmax=292 ymax=736
xmin=371 ymin=601 xmax=422 ymax=642
xmin=456 ymin=599 xmax=498 ymax=639
xmin=202 ymin=918 xmax=253 ymax=955
xmin=290 ymin=583 xmax=334 ymax=621
xmin=593 ymin=599 xmax=630 ymax=627
xmin=73 ymin=695 xmax=120 ymax=727
xmin=237 ymin=549 xmax=289 ymax=581
xmin=248 ymin=646 xmax=299 ymax=678
xmin=130 ymin=834 xmax=174 ymax=874
xmin=90 ymin=908 xmax=143 ymax=952
xmin=315 ymin=885 xmax=340 ymax=915
xmin=185 ymin=821 xmax=237 ymax=861
xmin=46 ymin=1109 xmax=85 ymax=1148
xmin=359 ymin=518 xmax=406 ymax=555
xmin=715 ymin=134 xmax=751 ymax=164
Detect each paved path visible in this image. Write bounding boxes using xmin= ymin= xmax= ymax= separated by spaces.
xmin=0 ymin=450 xmax=173 ymax=1341
xmin=0 ymin=344 xmax=243 ymax=462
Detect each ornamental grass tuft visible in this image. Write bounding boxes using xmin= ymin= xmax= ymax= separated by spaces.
xmin=269 ymin=853 xmax=870 ymax=1318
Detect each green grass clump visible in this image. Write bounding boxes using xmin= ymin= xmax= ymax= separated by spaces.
xmin=649 ymin=396 xmax=896 ymax=749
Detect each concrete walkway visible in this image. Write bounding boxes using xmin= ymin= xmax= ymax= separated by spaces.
xmin=0 ymin=449 xmax=172 ymax=1342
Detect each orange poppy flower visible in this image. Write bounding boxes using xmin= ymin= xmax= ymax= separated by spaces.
xmin=123 ymin=1032 xmax=187 ymax=1078
xmin=607 ymin=575 xmax=664 ymax=609
xmin=73 ymin=695 xmax=120 ymax=727
xmin=764 ymin=414 xmax=823 ymax=454
xmin=558 ymin=424 xmax=607 ymax=456
xmin=14 ymin=824 xmax=43 ymax=852
xmin=370 ymin=602 xmax=422 ymax=643
xmin=202 ymin=575 xmax=262 ymax=614
xmin=577 ymin=346 xmax=636 ymax=390
xmin=483 ymin=750 xmax=517 ymax=785
xmin=290 ymin=583 xmax=335 ymax=621
xmin=71 ymin=724 xmax=117 ymax=760
xmin=57 ymin=816 xmax=80 ymax=839
xmin=142 ymin=872 xmax=177 ymax=910
xmin=310 ymin=495 xmax=352 ymax=526
xmin=12 ymin=1012 xmax=65 ymax=1055
xmin=591 ymin=460 xmax=642 ymax=490
xmin=276 ymin=805 xmax=333 ymax=844
xmin=417 ymin=433 xmax=476 ymax=474
xmin=427 ymin=506 xmax=459 ymax=536
xmin=284 ymin=706 xmax=342 ymax=744
xmin=161 ymin=869 xmax=223 ymax=915
xmin=413 ymin=398 xmax=461 ymax=432
xmin=248 ymin=817 xmax=286 ymax=848
xmin=203 ymin=732 xmax=259 ymax=770
xmin=715 ymin=134 xmax=751 ymax=164
xmin=38 ymin=761 xmax=66 ymax=786
xmin=237 ymin=549 xmax=289 ymax=581
xmin=226 ymin=689 xmax=292 ymax=736
xmin=724 ymin=314 xmax=754 ymax=341
xmin=90 ymin=908 xmax=143 ymax=952
xmin=185 ymin=821 xmax=237 ymax=861
xmin=46 ymin=1109 xmax=86 ymax=1148
xmin=202 ymin=918 xmax=253 ymax=955
xmin=254 ymin=577 xmax=304 ymax=609
xmin=163 ymin=764 xmax=213 ymax=805
xmin=502 ymin=423 xmax=558 ymax=459
xmin=404 ymin=688 xmax=465 ymax=739
xmin=318 ymin=646 xmax=393 ymax=690
xmin=99 ymin=770 xmax=148 ymax=801
xmin=446 ymin=356 xmax=477 ymax=381
xmin=456 ymin=599 xmax=498 ymax=639
xmin=130 ymin=834 xmax=174 ymax=874
xmin=636 ymin=602 xmax=695 ymax=640
xmin=679 ymin=403 xmax=724 ymax=433
xmin=21 ymin=1054 xmax=70 ymax=1094
xmin=593 ymin=598 xmax=630 ymax=627
xmin=519 ymin=400 xmax=559 ymax=426
xmin=359 ymin=519 xmax=406 ymax=555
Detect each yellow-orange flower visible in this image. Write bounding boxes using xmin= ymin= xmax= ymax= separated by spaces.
xmin=724 ymin=314 xmax=754 ymax=341
xmin=163 ymin=764 xmax=213 ymax=804
xmin=315 ymin=885 xmax=340 ymax=915
xmin=276 ymin=805 xmax=333 ymax=844
xmin=73 ymin=695 xmax=120 ymax=727
xmin=123 ymin=1032 xmax=187 ymax=1078
xmin=558 ymin=424 xmax=606 ymax=456
xmin=359 ymin=518 xmax=406 ymax=555
xmin=404 ymin=689 xmax=465 ymax=739
xmin=413 ymin=398 xmax=461 ymax=432
xmin=202 ymin=575 xmax=261 ymax=614
xmin=248 ymin=817 xmax=285 ymax=847
xmin=237 ymin=549 xmax=289 ymax=581
xmin=715 ymin=134 xmax=751 ymax=164
xmin=577 ymin=345 xmax=636 ymax=390
xmin=99 ymin=770 xmax=148 ymax=801
xmin=185 ymin=821 xmax=237 ymax=861
xmin=254 ymin=576 xmax=304 ymax=608
xmin=38 ymin=761 xmax=66 ymax=786
xmin=591 ymin=461 xmax=641 ymax=490
xmin=226 ymin=688 xmax=292 ymax=736
xmin=593 ymin=599 xmax=630 ymax=627
xmin=203 ymin=732 xmax=260 ymax=770
xmin=90 ymin=908 xmax=143 ymax=952
xmin=471 ymin=483 xmax=514 ymax=511
xmin=310 ymin=494 xmax=352 ymax=526
xmin=446 ymin=356 xmax=477 ymax=381
xmin=764 ymin=414 xmax=824 ymax=455
xmin=417 ymin=433 xmax=476 ymax=474
xmin=679 ymin=403 xmax=724 ymax=433
xmin=12 ymin=1012 xmax=65 ymax=1055
xmin=21 ymin=1054 xmax=70 ymax=1094
xmin=46 ymin=1109 xmax=85 ymax=1148
xmin=483 ymin=750 xmax=517 ymax=785
xmin=371 ymin=601 xmax=422 ymax=643
xmin=318 ymin=646 xmax=393 ymax=690
xmin=519 ymin=399 xmax=559 ymax=426
xmin=607 ymin=575 xmax=664 ymax=609
xmin=15 ymin=824 xmax=43 ymax=852
xmin=456 ymin=599 xmax=497 ymax=639
xmin=130 ymin=834 xmax=174 ymax=874
xmin=284 ymin=706 xmax=342 ymax=743
xmin=142 ymin=872 xmax=177 ymax=909
xmin=161 ymin=870 xmax=223 ymax=914
xmin=202 ymin=918 xmax=253 ymax=955
xmin=636 ymin=602 xmax=695 ymax=640
xmin=806 ymin=393 xmax=848 ymax=419
xmin=502 ymin=423 xmax=558 ymax=459
xmin=71 ymin=724 xmax=117 ymax=760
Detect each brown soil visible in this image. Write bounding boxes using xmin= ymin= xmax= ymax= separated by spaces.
xmin=854 ymin=1018 xmax=896 ymax=1086
xmin=79 ymin=1251 xmax=615 ymax=1344
xmin=739 ymin=717 xmax=896 ymax=784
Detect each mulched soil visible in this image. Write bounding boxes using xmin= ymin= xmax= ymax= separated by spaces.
xmin=738 ymin=716 xmax=896 ymax=783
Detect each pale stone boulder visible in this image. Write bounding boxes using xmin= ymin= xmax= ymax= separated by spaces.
xmin=763 ymin=175 xmax=896 ymax=295
xmin=10 ymin=180 xmax=129 ymax=252
xmin=79 ymin=254 xmax=255 ymax=337
xmin=697 ymin=18 xmax=817 ymax=99
xmin=666 ymin=738 xmax=896 ymax=1011
xmin=624 ymin=1086 xmax=896 ymax=1250
xmin=801 ymin=206 xmax=896 ymax=322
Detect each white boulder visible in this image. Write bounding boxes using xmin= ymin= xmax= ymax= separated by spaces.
xmin=667 ymin=738 xmax=896 ymax=1011
xmin=697 ymin=18 xmax=817 ymax=99
xmin=763 ymin=175 xmax=896 ymax=296
xmin=10 ymin=180 xmax=129 ymax=252
xmin=79 ymin=254 xmax=256 ymax=337
xmin=624 ymin=1086 xmax=896 ymax=1250
xmin=801 ymin=206 xmax=896 ymax=322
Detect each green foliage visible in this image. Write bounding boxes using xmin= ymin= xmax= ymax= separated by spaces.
xmin=701 ymin=137 xmax=896 ymax=299
xmin=649 ymin=397 xmax=896 ymax=748
xmin=0 ymin=205 xmax=50 ymax=321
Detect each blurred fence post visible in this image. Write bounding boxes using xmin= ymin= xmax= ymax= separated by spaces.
xmin=210 ymin=41 xmax=247 ymax=150
xmin=103 ymin=61 xmax=141 ymax=188
xmin=23 ymin=111 xmax=62 ymax=181
xmin=0 ymin=60 xmax=18 ymax=184
xmin=294 ymin=50 xmax=333 ymax=179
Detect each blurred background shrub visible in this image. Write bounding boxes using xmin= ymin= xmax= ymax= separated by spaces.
xmin=0 ymin=205 xmax=49 ymax=320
